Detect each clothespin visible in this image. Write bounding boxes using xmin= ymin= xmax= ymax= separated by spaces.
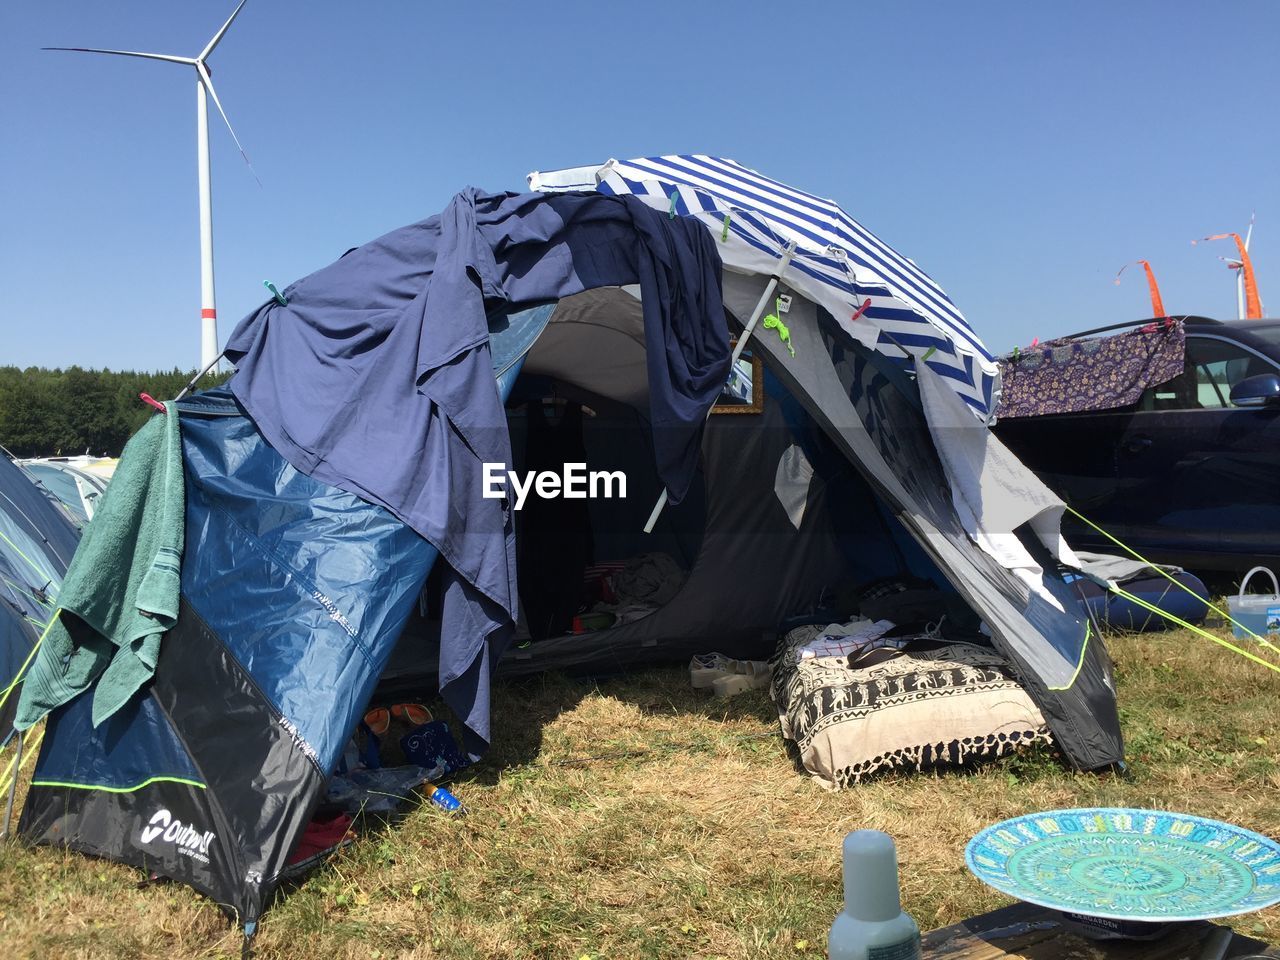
xmin=1012 ymin=345 xmax=1020 ymax=360
xmin=264 ymin=280 xmax=288 ymax=306
xmin=850 ymin=298 xmax=872 ymax=323
xmin=1030 ymin=337 xmax=1039 ymax=348
xmin=139 ymin=393 xmax=167 ymax=415
xmin=668 ymin=191 xmax=679 ymax=219
xmin=921 ymin=346 xmax=937 ymax=362
xmin=721 ymin=213 xmax=731 ymax=242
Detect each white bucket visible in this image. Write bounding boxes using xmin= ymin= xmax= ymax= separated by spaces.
xmin=1227 ymin=567 xmax=1280 ymax=640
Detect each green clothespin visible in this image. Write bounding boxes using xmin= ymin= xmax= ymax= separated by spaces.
xmin=721 ymin=213 xmax=731 ymax=242
xmin=921 ymin=346 xmax=937 ymax=362
xmin=668 ymin=191 xmax=679 ymax=219
xmin=761 ymin=299 xmax=796 ymax=358
xmin=264 ymin=280 xmax=287 ymax=306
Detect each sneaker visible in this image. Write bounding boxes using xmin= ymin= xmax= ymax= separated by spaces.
xmin=690 ymin=653 xmax=772 ymax=690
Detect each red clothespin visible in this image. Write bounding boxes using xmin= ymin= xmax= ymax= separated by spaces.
xmin=850 ymin=298 xmax=872 ymax=323
xmin=139 ymin=393 xmax=167 ymax=414
xmin=1030 ymin=337 xmax=1039 ymax=348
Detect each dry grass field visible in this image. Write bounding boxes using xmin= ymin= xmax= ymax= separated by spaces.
xmin=1 ymin=626 xmax=1277 ymax=959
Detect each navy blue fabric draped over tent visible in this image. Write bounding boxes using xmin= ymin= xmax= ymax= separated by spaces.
xmin=223 ymin=188 xmax=729 ymax=756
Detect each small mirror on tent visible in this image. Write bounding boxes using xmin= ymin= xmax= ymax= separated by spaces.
xmin=712 ymin=340 xmax=764 ymax=415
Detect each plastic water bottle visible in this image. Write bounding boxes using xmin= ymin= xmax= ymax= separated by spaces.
xmin=424 ymin=782 xmax=464 ymax=814
xmin=828 ymin=830 xmax=921 ymax=960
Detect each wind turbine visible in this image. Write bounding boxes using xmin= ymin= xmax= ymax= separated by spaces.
xmin=45 ymin=0 xmax=257 ymax=373
xmin=1192 ymin=217 xmax=1263 ymax=320
xmin=1222 ymin=216 xmax=1259 ymax=320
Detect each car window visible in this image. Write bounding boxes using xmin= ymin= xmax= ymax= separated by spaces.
xmin=1138 ymin=337 xmax=1272 ymax=411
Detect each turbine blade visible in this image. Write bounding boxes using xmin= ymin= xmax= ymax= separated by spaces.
xmin=43 ymin=46 xmax=195 ymax=66
xmin=197 ymin=62 xmax=261 ymax=187
xmin=200 ymin=0 xmax=250 ymax=60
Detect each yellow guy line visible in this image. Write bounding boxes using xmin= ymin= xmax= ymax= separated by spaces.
xmin=0 ymin=609 xmax=60 ymax=719
xmin=0 ymin=727 xmax=45 ymax=799
xmin=0 ymin=529 xmax=55 ymax=584
xmin=1067 ymin=506 xmax=1280 ymax=656
xmin=1109 ymin=583 xmax=1280 ymax=675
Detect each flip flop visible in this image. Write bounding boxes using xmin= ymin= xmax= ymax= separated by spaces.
xmin=390 ymin=703 xmax=432 ymax=726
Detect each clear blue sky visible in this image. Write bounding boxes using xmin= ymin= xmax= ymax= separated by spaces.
xmin=2 ymin=1 xmax=1276 ymax=371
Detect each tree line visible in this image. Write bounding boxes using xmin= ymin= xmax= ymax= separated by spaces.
xmin=0 ymin=366 xmax=231 ymax=458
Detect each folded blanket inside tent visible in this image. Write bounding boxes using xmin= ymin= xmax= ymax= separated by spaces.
xmin=770 ymin=626 xmax=1052 ymax=788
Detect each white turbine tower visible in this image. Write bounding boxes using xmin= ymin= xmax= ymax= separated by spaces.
xmin=46 ymin=0 xmax=256 ymax=373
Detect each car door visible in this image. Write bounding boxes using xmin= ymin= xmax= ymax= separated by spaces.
xmin=994 ymin=409 xmax=1134 ymax=517
xmin=1110 ymin=334 xmax=1280 ymax=571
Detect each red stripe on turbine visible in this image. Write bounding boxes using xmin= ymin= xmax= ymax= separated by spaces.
xmin=201 ymin=309 xmax=217 ymax=319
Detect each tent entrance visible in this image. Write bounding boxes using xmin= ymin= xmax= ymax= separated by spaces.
xmin=505 ymin=384 xmax=705 ymax=645
xmin=385 ymin=284 xmax=979 ymax=687
xmin=509 ymin=286 xmax=705 ymax=643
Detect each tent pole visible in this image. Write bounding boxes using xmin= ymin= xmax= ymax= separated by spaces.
xmin=2 ymin=730 xmax=21 ymax=840
xmin=175 ymin=348 xmax=228 ymax=401
xmin=644 ymin=241 xmax=798 ymax=533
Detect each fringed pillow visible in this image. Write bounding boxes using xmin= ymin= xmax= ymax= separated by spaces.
xmin=770 ymin=635 xmax=1052 ymax=789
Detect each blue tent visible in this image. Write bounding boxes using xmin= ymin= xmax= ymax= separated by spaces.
xmin=0 ymin=454 xmax=80 ymax=740
xmin=14 ymin=170 xmax=1122 ymax=931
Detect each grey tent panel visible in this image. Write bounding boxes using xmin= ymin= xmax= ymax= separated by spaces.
xmin=724 ymin=276 xmax=1121 ymax=770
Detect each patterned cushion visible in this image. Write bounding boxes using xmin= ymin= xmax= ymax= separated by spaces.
xmin=770 ymin=631 xmax=1052 ymax=788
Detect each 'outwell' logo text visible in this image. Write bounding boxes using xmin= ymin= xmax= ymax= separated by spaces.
xmin=139 ymin=808 xmax=216 ymax=864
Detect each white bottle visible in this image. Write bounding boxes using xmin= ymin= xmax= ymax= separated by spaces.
xmin=828 ymin=830 xmax=922 ymax=960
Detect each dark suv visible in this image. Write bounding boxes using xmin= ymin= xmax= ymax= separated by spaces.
xmin=994 ymin=316 xmax=1280 ymax=576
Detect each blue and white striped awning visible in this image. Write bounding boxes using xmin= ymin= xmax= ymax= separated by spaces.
xmin=529 ymin=155 xmax=999 ymax=420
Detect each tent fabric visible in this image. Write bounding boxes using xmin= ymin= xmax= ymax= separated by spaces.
xmin=715 ymin=274 xmax=1120 ymax=767
xmin=22 ymin=390 xmax=437 ymax=921
xmin=225 ymin=190 xmax=728 ymax=754
xmin=225 ymin=188 xmax=727 ymax=521
xmin=529 ymin=155 xmax=999 ymax=420
xmin=0 ymin=456 xmax=81 ymax=738
xmin=1073 ymin=550 xmax=1183 ymax=585
xmin=915 ymin=361 xmax=1079 ymax=581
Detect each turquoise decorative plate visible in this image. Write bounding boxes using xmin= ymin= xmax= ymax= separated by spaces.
xmin=965 ymin=808 xmax=1280 ymax=921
